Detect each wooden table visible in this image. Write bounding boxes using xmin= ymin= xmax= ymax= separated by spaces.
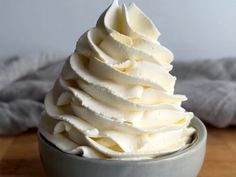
xmin=0 ymin=126 xmax=236 ymax=177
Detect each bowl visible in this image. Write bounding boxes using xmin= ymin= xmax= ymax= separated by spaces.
xmin=38 ymin=116 xmax=207 ymax=177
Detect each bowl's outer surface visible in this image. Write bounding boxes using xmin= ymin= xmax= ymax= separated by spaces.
xmin=38 ymin=116 xmax=207 ymax=177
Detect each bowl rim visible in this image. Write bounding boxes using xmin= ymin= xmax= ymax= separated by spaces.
xmin=38 ymin=116 xmax=207 ymax=164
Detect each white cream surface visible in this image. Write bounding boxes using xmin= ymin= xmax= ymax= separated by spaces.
xmin=39 ymin=0 xmax=195 ymax=160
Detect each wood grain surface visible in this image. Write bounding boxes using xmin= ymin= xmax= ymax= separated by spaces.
xmin=0 ymin=126 xmax=236 ymax=177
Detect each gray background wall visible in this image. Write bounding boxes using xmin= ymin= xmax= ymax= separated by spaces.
xmin=0 ymin=0 xmax=236 ymax=60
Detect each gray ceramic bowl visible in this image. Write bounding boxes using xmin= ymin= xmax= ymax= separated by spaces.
xmin=38 ymin=116 xmax=207 ymax=177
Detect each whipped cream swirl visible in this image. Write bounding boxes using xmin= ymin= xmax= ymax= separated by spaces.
xmin=39 ymin=0 xmax=195 ymax=160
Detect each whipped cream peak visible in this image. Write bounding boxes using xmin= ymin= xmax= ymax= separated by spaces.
xmin=97 ymin=0 xmax=160 ymax=41
xmin=39 ymin=0 xmax=195 ymax=160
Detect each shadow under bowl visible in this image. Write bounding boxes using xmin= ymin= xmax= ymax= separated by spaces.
xmin=38 ymin=116 xmax=207 ymax=177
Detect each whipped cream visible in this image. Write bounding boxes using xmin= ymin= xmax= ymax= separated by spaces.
xmin=39 ymin=0 xmax=195 ymax=160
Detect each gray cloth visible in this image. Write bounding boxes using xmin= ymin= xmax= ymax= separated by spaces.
xmin=0 ymin=54 xmax=236 ymax=135
xmin=173 ymin=59 xmax=236 ymax=127
xmin=0 ymin=53 xmax=65 ymax=135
